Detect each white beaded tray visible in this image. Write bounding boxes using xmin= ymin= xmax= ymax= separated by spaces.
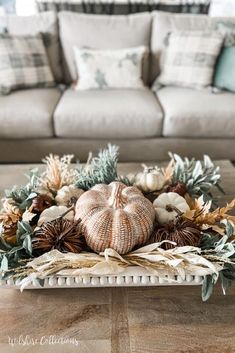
xmin=0 ymin=268 xmax=204 ymax=289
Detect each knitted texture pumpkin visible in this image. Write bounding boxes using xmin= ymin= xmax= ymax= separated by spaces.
xmin=75 ymin=181 xmax=155 ymax=254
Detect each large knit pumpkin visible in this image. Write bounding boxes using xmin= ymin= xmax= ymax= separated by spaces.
xmin=75 ymin=181 xmax=155 ymax=254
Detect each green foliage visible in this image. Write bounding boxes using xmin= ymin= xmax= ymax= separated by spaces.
xmin=0 ymin=221 xmax=33 ymax=277
xmin=0 ymin=169 xmax=38 ymax=275
xmin=170 ymin=153 xmax=223 ymax=202
xmin=201 ymin=274 xmax=218 ymax=301
xmin=200 ymin=233 xmax=220 ymax=251
xmin=201 ymin=220 xmax=235 ymax=300
xmin=4 ymin=168 xmax=39 ymax=210
xmin=201 ymin=220 xmax=234 ymax=252
xmin=75 ymin=144 xmax=131 ymax=190
xmin=220 ymin=272 xmax=232 ymax=295
xmin=117 ymin=175 xmax=133 ymax=186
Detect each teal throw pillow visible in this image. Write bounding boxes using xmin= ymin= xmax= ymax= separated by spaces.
xmin=214 ymin=46 xmax=235 ymax=92
xmin=214 ymin=22 xmax=235 ymax=93
xmin=0 ymin=26 xmax=7 ymax=34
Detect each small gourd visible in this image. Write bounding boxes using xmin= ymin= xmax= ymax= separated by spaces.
xmin=38 ymin=206 xmax=74 ymax=226
xmin=153 ymin=192 xmax=189 ymax=225
xmin=75 ymin=181 xmax=155 ymax=254
xmin=135 ymin=164 xmax=165 ymax=193
xmin=55 ymin=185 xmax=84 ymax=206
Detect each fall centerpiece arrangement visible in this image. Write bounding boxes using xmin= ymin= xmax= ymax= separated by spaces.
xmin=1 ymin=145 xmax=235 ymax=301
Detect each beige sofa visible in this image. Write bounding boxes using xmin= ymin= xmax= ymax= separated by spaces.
xmin=0 ymin=11 xmax=235 ymax=163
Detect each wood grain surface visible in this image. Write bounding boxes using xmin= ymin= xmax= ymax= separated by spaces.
xmin=0 ymin=161 xmax=235 ymax=353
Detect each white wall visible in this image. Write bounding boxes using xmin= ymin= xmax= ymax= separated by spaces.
xmin=0 ymin=6 xmax=5 ymax=15
xmin=209 ymin=0 xmax=235 ymax=16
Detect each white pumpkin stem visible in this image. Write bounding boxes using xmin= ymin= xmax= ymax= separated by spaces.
xmin=141 ymin=163 xmax=152 ymax=173
xmin=165 ymin=204 xmax=183 ymax=216
xmin=109 ymin=184 xmax=126 ymax=209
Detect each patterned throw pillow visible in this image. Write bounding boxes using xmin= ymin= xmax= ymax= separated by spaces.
xmin=0 ymin=34 xmax=55 ymax=95
xmin=152 ymin=31 xmax=224 ymax=90
xmin=73 ymin=46 xmax=146 ymax=90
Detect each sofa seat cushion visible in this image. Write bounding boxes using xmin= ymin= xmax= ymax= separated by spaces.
xmin=0 ymin=88 xmax=61 ymax=138
xmin=158 ymin=87 xmax=235 ymax=138
xmin=54 ymin=88 xmax=163 ymax=139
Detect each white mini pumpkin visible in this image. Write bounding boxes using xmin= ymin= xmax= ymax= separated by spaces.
xmin=38 ymin=206 xmax=74 ymax=226
xmin=55 ymin=185 xmax=84 ymax=206
xmin=153 ymin=192 xmax=190 ymax=225
xmin=135 ymin=165 xmax=165 ymax=193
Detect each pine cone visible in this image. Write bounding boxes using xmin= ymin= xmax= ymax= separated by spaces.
xmin=166 ymin=182 xmax=187 ymax=197
xmin=150 ymin=218 xmax=201 ymax=250
xmin=32 ymin=218 xmax=85 ymax=255
xmin=31 ymin=194 xmax=53 ymax=213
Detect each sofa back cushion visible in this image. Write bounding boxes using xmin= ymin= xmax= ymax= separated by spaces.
xmin=58 ymin=11 xmax=152 ymax=85
xmin=0 ymin=12 xmax=62 ymax=83
xmin=150 ymin=11 xmax=235 ymax=84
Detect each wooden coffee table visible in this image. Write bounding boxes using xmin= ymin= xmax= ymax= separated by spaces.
xmin=0 ymin=161 xmax=235 ymax=353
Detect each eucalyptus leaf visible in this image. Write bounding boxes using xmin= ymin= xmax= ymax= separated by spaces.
xmin=23 ymin=234 xmax=32 ymax=256
xmin=215 ymin=235 xmax=228 ymax=248
xmin=0 ymin=256 xmax=8 ymax=272
xmin=220 ymin=272 xmax=232 ymax=295
xmin=16 ymin=221 xmax=33 ymax=245
xmin=221 ymin=220 xmax=234 ymax=238
xmin=222 ymin=262 xmax=235 ymax=279
xmin=26 ymin=192 xmax=38 ymax=201
xmin=202 ymin=274 xmax=217 ymax=301
xmin=170 ymin=153 xmax=223 ymax=202
xmin=0 ymin=221 xmax=34 ymax=273
xmin=5 ymin=168 xmax=39 ymax=211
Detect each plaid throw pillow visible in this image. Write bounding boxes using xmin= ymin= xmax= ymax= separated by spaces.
xmin=0 ymin=34 xmax=55 ymax=95
xmin=154 ymin=31 xmax=224 ymax=90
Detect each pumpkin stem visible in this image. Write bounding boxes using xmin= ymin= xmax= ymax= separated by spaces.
xmin=166 ymin=204 xmax=183 ymax=216
xmin=109 ymin=183 xmax=126 ymax=209
xmin=141 ymin=163 xmax=153 ymax=173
